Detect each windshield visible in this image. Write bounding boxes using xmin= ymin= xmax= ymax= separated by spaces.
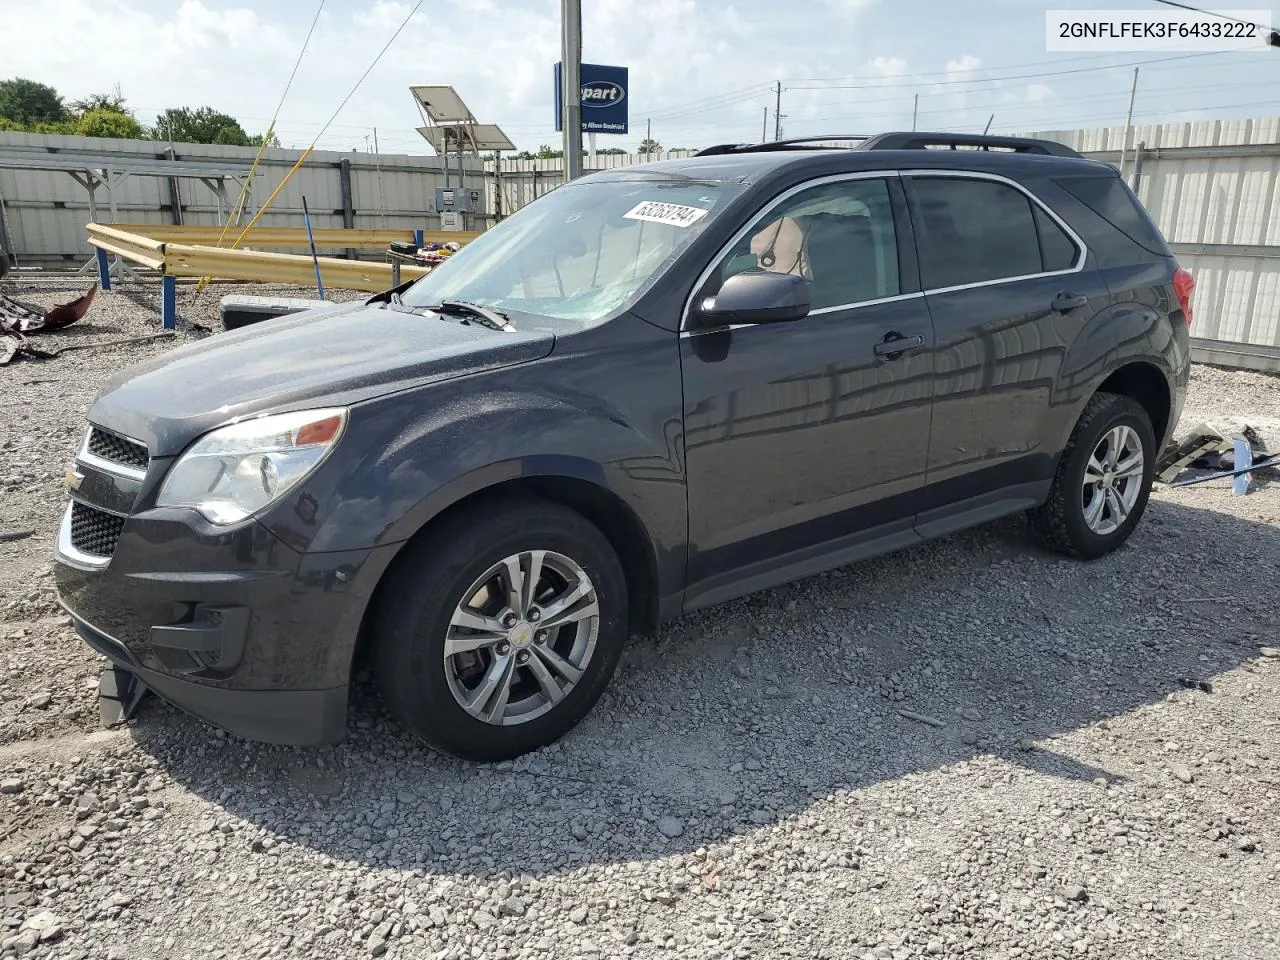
xmin=401 ymin=177 xmax=745 ymax=325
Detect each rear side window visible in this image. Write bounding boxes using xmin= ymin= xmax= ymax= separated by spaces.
xmin=1033 ymin=205 xmax=1079 ymax=272
xmin=1054 ymin=175 xmax=1170 ymax=255
xmin=907 ymin=178 xmax=1043 ymax=289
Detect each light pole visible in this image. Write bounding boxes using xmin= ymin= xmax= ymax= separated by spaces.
xmin=561 ymin=0 xmax=583 ymax=181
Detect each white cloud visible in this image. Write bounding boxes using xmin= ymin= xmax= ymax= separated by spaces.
xmin=1025 ymin=82 xmax=1053 ymax=103
xmin=825 ymin=0 xmax=879 ymax=15
xmin=945 ymin=55 xmax=982 ymax=76
xmin=868 ymin=56 xmax=910 ymax=79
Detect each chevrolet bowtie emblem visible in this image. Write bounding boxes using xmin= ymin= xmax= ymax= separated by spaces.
xmin=64 ymin=467 xmax=84 ymax=492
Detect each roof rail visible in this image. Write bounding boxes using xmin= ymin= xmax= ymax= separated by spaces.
xmin=857 ymin=132 xmax=1081 ymax=158
xmin=694 ymin=134 xmax=872 ymax=157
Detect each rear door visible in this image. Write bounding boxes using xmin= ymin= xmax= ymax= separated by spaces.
xmin=903 ymin=171 xmax=1111 ymax=530
xmin=679 ymin=173 xmax=935 ymax=606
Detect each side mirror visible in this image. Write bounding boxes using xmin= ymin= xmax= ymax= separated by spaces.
xmin=695 ymin=271 xmax=810 ymax=326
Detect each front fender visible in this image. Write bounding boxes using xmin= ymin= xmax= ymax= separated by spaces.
xmin=257 ymin=312 xmax=687 ymax=601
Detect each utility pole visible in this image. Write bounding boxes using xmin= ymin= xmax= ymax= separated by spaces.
xmin=983 ymin=114 xmax=994 ymax=134
xmin=646 ymin=116 xmax=652 ymax=152
xmin=912 ymin=94 xmax=918 ymax=131
xmin=1121 ymin=67 xmax=1140 ymax=181
xmin=561 ymin=0 xmax=583 ymax=182
xmin=762 ymin=107 xmax=768 ymax=142
xmin=774 ymin=81 xmax=782 ymax=140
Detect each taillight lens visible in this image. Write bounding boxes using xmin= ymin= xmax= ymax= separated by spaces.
xmin=1173 ymin=265 xmax=1194 ymax=328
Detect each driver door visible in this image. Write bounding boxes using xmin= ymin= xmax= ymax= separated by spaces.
xmin=679 ymin=174 xmax=936 ymax=607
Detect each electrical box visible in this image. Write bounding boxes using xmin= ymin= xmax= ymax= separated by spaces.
xmin=439 ymin=211 xmax=464 ymax=231
xmin=435 ymin=187 xmax=482 ymax=213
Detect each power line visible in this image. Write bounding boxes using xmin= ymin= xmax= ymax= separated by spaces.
xmin=784 ymin=50 xmax=1230 ymax=91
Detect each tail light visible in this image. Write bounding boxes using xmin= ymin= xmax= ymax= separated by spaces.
xmin=1172 ymin=265 xmax=1194 ymax=328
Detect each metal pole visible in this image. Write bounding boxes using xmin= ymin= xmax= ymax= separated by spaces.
xmin=1121 ymin=67 xmax=1140 ymax=181
xmin=561 ymin=0 xmax=583 ymax=181
xmin=983 ymin=114 xmax=994 ymax=134
xmin=774 ymin=82 xmax=782 ymax=140
xmin=762 ymin=107 xmax=768 ymax=142
xmin=301 ymin=195 xmax=326 ymax=300
xmin=912 ymin=94 xmax=918 ymax=131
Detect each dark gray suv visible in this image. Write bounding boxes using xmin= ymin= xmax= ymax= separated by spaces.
xmin=54 ymin=133 xmax=1192 ymax=760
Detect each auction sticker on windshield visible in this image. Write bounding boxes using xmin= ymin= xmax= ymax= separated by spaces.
xmin=624 ymin=201 xmax=710 ymax=228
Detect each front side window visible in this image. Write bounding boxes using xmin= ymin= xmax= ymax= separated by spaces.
xmin=705 ymin=177 xmax=900 ymax=311
xmin=401 ymin=177 xmax=744 ymax=325
xmin=908 ymin=177 xmax=1049 ymax=290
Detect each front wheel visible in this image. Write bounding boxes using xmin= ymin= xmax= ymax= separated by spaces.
xmin=1028 ymin=392 xmax=1156 ymax=560
xmin=372 ymin=498 xmax=628 ymax=761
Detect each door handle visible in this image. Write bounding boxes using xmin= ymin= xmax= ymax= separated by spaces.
xmin=1051 ymin=291 xmax=1089 ymax=313
xmin=874 ymin=332 xmax=925 ymax=360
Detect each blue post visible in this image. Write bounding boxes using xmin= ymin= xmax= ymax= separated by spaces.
xmin=413 ymin=228 xmax=424 ymax=248
xmin=161 ymin=275 xmax=176 ymax=330
xmin=95 ymin=247 xmax=111 ymax=292
xmin=301 ymin=195 xmax=325 ymax=301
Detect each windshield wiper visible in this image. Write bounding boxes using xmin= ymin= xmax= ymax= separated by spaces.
xmin=421 ymin=299 xmax=516 ymax=332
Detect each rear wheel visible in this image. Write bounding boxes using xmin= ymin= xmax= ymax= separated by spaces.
xmin=1028 ymin=392 xmax=1156 ymax=559
xmin=372 ymin=498 xmax=628 ymax=761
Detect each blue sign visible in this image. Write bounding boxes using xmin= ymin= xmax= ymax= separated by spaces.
xmin=554 ymin=62 xmax=629 ymax=135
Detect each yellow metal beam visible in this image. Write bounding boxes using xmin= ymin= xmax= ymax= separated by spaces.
xmin=110 ymin=224 xmax=480 ymax=249
xmin=86 ymin=223 xmax=167 ymax=271
xmin=164 ymin=244 xmax=429 ymax=292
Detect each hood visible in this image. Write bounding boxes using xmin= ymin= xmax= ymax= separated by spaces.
xmin=90 ymin=301 xmax=555 ymax=455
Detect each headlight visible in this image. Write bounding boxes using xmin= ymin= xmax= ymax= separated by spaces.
xmin=156 ymin=409 xmax=346 ymax=524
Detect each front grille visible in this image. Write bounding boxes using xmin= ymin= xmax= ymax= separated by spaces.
xmin=87 ymin=428 xmax=149 ymax=471
xmin=70 ymin=502 xmax=125 ymax=557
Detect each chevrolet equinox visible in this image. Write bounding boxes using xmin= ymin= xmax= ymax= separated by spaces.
xmin=54 ymin=133 xmax=1192 ymax=760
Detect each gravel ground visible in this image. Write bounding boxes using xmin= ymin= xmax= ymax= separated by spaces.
xmin=1 ymin=285 xmax=1278 ymax=960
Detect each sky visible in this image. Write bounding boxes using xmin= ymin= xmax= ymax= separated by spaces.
xmin=0 ymin=0 xmax=1278 ymax=155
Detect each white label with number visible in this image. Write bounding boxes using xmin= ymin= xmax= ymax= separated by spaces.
xmin=623 ymin=201 xmax=709 ymax=228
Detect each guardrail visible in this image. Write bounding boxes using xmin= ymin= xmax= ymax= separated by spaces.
xmin=84 ymin=224 xmax=166 ymax=270
xmin=110 ymin=224 xmax=480 ymax=249
xmin=164 ymin=244 xmax=428 ymax=290
xmin=85 ymin=222 xmax=471 ymax=329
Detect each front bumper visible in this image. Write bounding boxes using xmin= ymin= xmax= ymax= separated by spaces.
xmin=71 ymin=612 xmax=348 ymax=744
xmin=54 ymin=502 xmax=400 ymax=745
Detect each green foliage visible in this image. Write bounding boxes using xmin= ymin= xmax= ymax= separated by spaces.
xmin=637 ymin=138 xmax=662 ymax=155
xmin=0 ymin=117 xmax=25 ymax=132
xmin=535 ymin=144 xmax=563 ymax=159
xmin=33 ymin=120 xmax=76 ymax=135
xmin=75 ymin=108 xmax=144 ymax=140
xmin=153 ymin=106 xmax=252 ymax=145
xmin=70 ymin=89 xmax=129 ymax=116
xmin=0 ymin=78 xmax=66 ymax=126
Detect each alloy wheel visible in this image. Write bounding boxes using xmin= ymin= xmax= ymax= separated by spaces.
xmin=443 ymin=550 xmax=600 ymax=726
xmin=1081 ymin=424 xmax=1144 ymax=536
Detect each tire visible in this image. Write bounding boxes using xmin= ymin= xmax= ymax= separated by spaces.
xmin=1028 ymin=391 xmax=1157 ymax=560
xmin=371 ymin=497 xmax=628 ymax=761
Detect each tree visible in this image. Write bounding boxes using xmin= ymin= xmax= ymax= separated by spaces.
xmin=0 ymin=78 xmax=66 ymax=126
xmin=637 ymin=138 xmax=663 ymax=155
xmin=70 ymin=86 xmax=129 ymax=116
xmin=247 ymin=132 xmax=281 ymax=148
xmin=597 ymin=146 xmax=627 ymax=155
xmin=535 ymin=144 xmax=563 ymax=159
xmin=152 ymin=107 xmax=253 ymax=145
xmin=75 ymin=108 xmax=143 ymax=140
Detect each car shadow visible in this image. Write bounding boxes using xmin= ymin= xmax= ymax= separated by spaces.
xmin=126 ymin=497 xmax=1274 ymax=877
